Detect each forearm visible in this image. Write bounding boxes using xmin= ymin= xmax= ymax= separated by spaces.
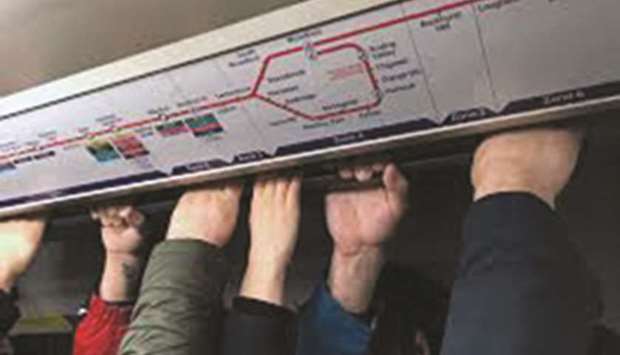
xmin=240 ymin=251 xmax=288 ymax=306
xmin=120 ymin=240 xmax=230 ymax=355
xmin=328 ymin=247 xmax=385 ymax=314
xmin=0 ymin=218 xmax=46 ymax=293
xmin=299 ymin=243 xmax=383 ymax=355
xmin=99 ymin=253 xmax=144 ymax=303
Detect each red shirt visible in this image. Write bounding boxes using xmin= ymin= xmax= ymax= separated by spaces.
xmin=73 ymin=295 xmax=133 ymax=355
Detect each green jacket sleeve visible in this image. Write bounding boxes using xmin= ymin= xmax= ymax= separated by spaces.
xmin=120 ymin=239 xmax=230 ymax=355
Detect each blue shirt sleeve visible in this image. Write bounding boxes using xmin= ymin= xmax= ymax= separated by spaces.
xmin=296 ymin=282 xmax=372 ymax=355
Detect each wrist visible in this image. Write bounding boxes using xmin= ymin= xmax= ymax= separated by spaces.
xmin=328 ymin=246 xmax=385 ymax=314
xmin=248 ymin=248 xmax=290 ymax=272
xmin=330 ymin=246 xmax=386 ymax=279
xmin=240 ymin=253 xmax=289 ymax=306
xmin=474 ymin=184 xmax=556 ymax=208
xmin=242 ymin=264 xmax=287 ymax=289
xmin=104 ymin=252 xmax=145 ymax=270
xmin=246 ymin=251 xmax=288 ymax=287
xmin=472 ymin=151 xmax=558 ymax=208
xmin=100 ymin=253 xmax=145 ymax=303
xmin=332 ymin=243 xmax=385 ymax=260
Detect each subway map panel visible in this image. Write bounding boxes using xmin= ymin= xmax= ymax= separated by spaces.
xmin=1 ymin=0 xmax=619 ymax=211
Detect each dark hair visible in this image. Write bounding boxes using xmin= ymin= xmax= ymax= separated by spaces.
xmin=368 ymin=264 xmax=449 ymax=355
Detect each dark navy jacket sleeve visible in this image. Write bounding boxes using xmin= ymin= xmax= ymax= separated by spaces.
xmin=440 ymin=193 xmax=601 ymax=355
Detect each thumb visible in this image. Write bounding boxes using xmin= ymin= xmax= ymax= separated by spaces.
xmin=127 ymin=209 xmax=145 ymax=228
xmin=224 ymin=179 xmax=245 ymax=200
xmin=383 ymin=164 xmax=409 ymax=215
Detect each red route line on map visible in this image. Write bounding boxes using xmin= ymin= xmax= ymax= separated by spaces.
xmin=314 ymin=0 xmax=482 ymax=47
xmin=254 ymin=43 xmax=381 ymax=120
xmin=1 ymin=0 xmax=484 ymax=162
xmin=251 ymin=46 xmax=304 ymax=96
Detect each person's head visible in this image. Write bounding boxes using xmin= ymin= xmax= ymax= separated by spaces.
xmin=368 ymin=264 xmax=449 ymax=355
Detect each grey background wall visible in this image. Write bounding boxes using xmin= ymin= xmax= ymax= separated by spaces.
xmin=1 ymin=0 xmax=619 ymax=337
xmin=0 ymin=0 xmax=306 ymax=97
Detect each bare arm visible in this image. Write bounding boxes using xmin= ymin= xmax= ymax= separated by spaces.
xmin=91 ymin=205 xmax=148 ymax=302
xmin=219 ymin=176 xmax=302 ymax=355
xmin=0 ymin=216 xmax=46 ymax=350
xmin=0 ymin=217 xmax=47 ymax=292
xmin=240 ymin=175 xmax=302 ymax=306
xmin=326 ymin=163 xmax=409 ymax=313
xmin=296 ymin=164 xmax=410 ymax=355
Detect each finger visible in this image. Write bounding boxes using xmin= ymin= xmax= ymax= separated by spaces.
xmin=98 ymin=212 xmax=114 ymax=227
xmin=260 ymin=176 xmax=277 ymax=199
xmin=372 ymin=161 xmax=387 ymax=173
xmin=92 ymin=206 xmax=109 ymax=221
xmin=99 ymin=218 xmax=112 ymax=228
xmin=104 ymin=211 xmax=124 ymax=227
xmin=118 ymin=206 xmax=133 ymax=220
xmin=383 ymin=164 xmax=410 ymax=214
xmin=289 ymin=173 xmax=303 ymax=193
xmin=252 ymin=177 xmax=271 ymax=211
xmin=354 ymin=165 xmax=374 ymax=182
xmin=100 ymin=208 xmax=124 ymax=227
xmin=128 ymin=209 xmax=145 ymax=228
xmin=254 ymin=175 xmax=269 ymax=191
xmin=224 ymin=179 xmax=244 ymax=199
xmin=103 ymin=217 xmax=123 ymax=229
xmin=90 ymin=210 xmax=101 ymax=221
xmin=275 ymin=176 xmax=290 ymax=201
xmin=100 ymin=206 xmax=120 ymax=221
xmin=338 ymin=167 xmax=354 ymax=180
xmin=98 ymin=201 xmax=132 ymax=219
xmin=287 ymin=175 xmax=303 ymax=207
xmin=113 ymin=218 xmax=125 ymax=228
xmin=114 ymin=218 xmax=130 ymax=228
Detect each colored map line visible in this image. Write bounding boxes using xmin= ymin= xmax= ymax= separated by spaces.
xmin=0 ymin=0 xmax=484 ymax=162
xmin=254 ymin=42 xmax=381 ymax=120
